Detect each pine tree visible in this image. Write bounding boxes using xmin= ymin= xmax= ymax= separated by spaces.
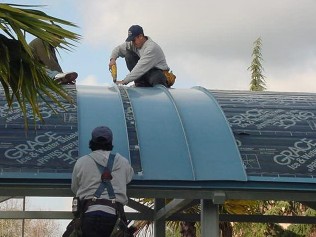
xmin=248 ymin=37 xmax=266 ymax=91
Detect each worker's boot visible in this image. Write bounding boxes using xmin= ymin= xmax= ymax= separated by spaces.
xmin=54 ymin=72 xmax=78 ymax=84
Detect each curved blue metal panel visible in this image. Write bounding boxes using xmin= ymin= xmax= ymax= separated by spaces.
xmin=192 ymin=86 xmax=246 ymax=180
xmin=77 ymin=85 xmax=246 ymax=181
xmin=77 ymin=86 xmax=129 ymax=160
xmin=119 ymin=86 xmax=195 ymax=180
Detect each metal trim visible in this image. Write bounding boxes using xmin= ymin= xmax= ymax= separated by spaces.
xmin=115 ymin=85 xmax=142 ymax=173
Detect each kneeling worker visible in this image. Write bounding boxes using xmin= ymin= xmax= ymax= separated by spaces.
xmin=109 ymin=25 xmax=175 ymax=87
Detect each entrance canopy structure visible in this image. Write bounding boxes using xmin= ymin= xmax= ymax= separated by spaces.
xmin=1 ymin=85 xmax=316 ymax=236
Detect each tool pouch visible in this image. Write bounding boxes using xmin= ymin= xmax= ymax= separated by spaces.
xmin=72 ymin=197 xmax=81 ymax=218
xmin=163 ymin=70 xmax=176 ymax=87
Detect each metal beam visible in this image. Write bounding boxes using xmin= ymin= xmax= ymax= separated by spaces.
xmin=128 ymin=189 xmax=316 ymax=202
xmin=1 ymin=184 xmax=316 ymax=203
xmin=220 ymin=214 xmax=316 ymax=224
xmin=0 ymin=186 xmax=72 ymax=197
xmin=155 ymin=199 xmax=193 ymax=221
xmin=0 ymin=211 xmax=73 ymax=219
xmin=0 ymin=196 xmax=14 ymax=202
xmin=127 ymin=198 xmax=154 ymax=215
xmin=0 ymin=211 xmax=316 ymax=225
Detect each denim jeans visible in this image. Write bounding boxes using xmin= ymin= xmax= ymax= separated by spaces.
xmin=46 ymin=68 xmax=60 ymax=79
xmin=125 ymin=50 xmax=167 ymax=87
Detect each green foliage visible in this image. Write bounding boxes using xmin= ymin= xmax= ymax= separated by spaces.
xmin=223 ymin=200 xmax=260 ymax=215
xmin=234 ymin=222 xmax=305 ymax=237
xmin=166 ymin=227 xmax=181 ymax=237
xmin=166 ymin=226 xmax=201 ymax=237
xmin=233 ymin=201 xmax=316 ymax=237
xmin=0 ymin=3 xmax=80 ymax=128
xmin=286 ymin=207 xmax=316 ymax=237
xmin=134 ymin=198 xmax=316 ymax=237
xmin=233 ymin=222 xmax=267 ymax=237
xmin=286 ymin=224 xmax=313 ymax=237
xmin=248 ymin=37 xmax=266 ymax=91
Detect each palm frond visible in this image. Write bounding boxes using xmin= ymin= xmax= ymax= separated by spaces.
xmin=224 ymin=200 xmax=259 ymax=215
xmin=0 ymin=3 xmax=80 ymax=128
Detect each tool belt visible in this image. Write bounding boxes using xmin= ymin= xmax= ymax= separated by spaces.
xmin=82 ymin=198 xmax=117 ymax=213
xmin=163 ymin=70 xmax=176 ymax=87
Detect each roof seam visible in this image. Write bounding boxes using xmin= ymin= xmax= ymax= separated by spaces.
xmin=156 ymin=85 xmax=196 ymax=180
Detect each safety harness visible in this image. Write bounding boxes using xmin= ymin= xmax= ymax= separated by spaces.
xmin=66 ymin=153 xmax=135 ymax=237
xmin=90 ymin=153 xmax=135 ymax=236
xmin=79 ymin=153 xmax=118 ymax=213
xmin=93 ymin=153 xmax=116 ymax=201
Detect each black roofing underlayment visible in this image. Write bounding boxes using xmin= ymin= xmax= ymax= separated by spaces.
xmin=212 ymin=90 xmax=316 ymax=179
xmin=0 ymin=86 xmax=78 ymax=174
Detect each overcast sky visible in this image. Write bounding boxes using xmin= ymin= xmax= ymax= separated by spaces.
xmin=10 ymin=0 xmax=316 ymax=92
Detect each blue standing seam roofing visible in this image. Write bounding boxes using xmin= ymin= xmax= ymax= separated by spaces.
xmin=77 ymin=85 xmax=247 ymax=182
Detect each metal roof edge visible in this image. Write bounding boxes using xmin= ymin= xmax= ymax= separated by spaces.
xmin=247 ymin=175 xmax=316 ymax=184
xmin=192 ymin=86 xmax=247 ymax=180
xmin=129 ymin=179 xmax=316 ymax=192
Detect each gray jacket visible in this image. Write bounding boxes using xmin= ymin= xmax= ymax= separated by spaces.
xmin=110 ymin=37 xmax=169 ymax=84
xmin=71 ymin=150 xmax=134 ymax=205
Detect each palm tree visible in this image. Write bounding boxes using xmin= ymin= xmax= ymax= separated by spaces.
xmin=0 ymin=3 xmax=80 ymax=127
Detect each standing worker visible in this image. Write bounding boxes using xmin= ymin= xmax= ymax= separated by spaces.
xmin=109 ymin=25 xmax=175 ymax=87
xmin=71 ymin=126 xmax=134 ymax=236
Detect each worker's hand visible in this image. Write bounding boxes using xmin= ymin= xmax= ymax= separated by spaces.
xmin=115 ymin=80 xmax=126 ymax=85
xmin=109 ymin=58 xmax=116 ymax=69
xmin=110 ymin=64 xmax=117 ymax=82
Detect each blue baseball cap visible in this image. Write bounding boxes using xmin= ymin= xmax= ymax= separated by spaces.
xmin=126 ymin=25 xmax=144 ymax=42
xmin=91 ymin=126 xmax=113 ymax=143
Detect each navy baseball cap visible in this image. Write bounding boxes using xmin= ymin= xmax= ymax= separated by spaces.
xmin=91 ymin=126 xmax=113 ymax=143
xmin=126 ymin=25 xmax=144 ymax=42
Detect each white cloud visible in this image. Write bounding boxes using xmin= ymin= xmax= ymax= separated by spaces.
xmin=75 ymin=0 xmax=316 ymax=92
xmin=268 ymin=69 xmax=316 ymax=92
xmin=77 ymin=75 xmax=111 ymax=86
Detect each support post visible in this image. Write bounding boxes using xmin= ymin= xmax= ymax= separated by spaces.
xmin=22 ymin=197 xmax=25 ymax=237
xmin=154 ymin=198 xmax=165 ymax=237
xmin=201 ymin=199 xmax=219 ymax=237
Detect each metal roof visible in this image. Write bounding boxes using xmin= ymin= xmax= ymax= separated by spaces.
xmin=1 ymin=85 xmax=316 ymax=198
xmin=77 ymin=85 xmax=246 ymax=181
